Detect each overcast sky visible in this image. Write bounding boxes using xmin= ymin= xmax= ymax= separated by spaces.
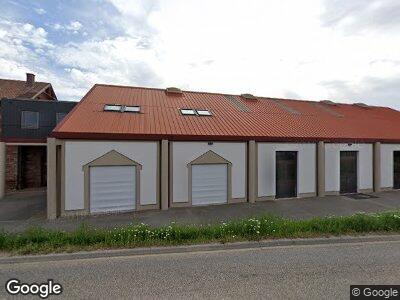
xmin=1 ymin=0 xmax=400 ymax=109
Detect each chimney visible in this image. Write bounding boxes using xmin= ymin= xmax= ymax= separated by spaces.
xmin=26 ymin=73 xmax=35 ymax=86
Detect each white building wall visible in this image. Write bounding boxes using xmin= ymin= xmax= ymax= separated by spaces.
xmin=257 ymin=143 xmax=316 ymax=197
xmin=325 ymin=143 xmax=373 ymax=192
xmin=381 ymin=144 xmax=400 ymax=188
xmin=172 ymin=142 xmax=246 ymax=203
xmin=64 ymin=141 xmax=158 ymax=210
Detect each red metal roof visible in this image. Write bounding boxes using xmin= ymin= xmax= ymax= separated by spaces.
xmin=52 ymin=84 xmax=400 ymax=143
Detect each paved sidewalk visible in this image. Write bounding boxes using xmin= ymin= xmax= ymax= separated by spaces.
xmin=1 ymin=190 xmax=399 ymax=233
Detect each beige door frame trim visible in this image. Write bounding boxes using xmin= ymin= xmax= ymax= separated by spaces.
xmin=187 ymin=150 xmax=233 ymax=206
xmin=82 ymin=150 xmax=142 ymax=213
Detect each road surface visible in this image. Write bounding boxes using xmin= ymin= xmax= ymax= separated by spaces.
xmin=1 ymin=239 xmax=400 ymax=299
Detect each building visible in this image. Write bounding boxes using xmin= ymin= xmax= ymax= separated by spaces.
xmin=47 ymin=84 xmax=400 ymax=219
xmin=0 ymin=74 xmax=76 ymax=197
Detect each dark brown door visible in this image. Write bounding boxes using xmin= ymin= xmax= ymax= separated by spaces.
xmin=394 ymin=151 xmax=400 ymax=189
xmin=340 ymin=151 xmax=357 ymax=194
xmin=276 ymin=151 xmax=297 ymax=198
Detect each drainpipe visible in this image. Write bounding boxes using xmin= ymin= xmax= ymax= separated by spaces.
xmin=317 ymin=141 xmax=325 ymax=197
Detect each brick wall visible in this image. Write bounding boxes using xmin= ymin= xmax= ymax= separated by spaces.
xmin=22 ymin=146 xmax=46 ymax=188
xmin=5 ymin=146 xmax=47 ymax=191
xmin=5 ymin=146 xmax=18 ymax=191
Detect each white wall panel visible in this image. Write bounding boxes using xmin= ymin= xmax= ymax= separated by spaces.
xmin=257 ymin=143 xmax=316 ymax=197
xmin=65 ymin=141 xmax=157 ymax=210
xmin=325 ymin=143 xmax=373 ymax=192
xmin=381 ymin=144 xmax=400 ymax=188
xmin=172 ymin=142 xmax=246 ymax=203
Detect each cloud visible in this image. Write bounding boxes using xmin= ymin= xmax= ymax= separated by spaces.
xmin=66 ymin=21 xmax=82 ymax=31
xmin=34 ymin=8 xmax=46 ymax=15
xmin=106 ymin=0 xmax=160 ymax=48
xmin=0 ymin=20 xmax=52 ymax=49
xmin=1 ymin=0 xmax=400 ymax=110
xmin=321 ymin=76 xmax=400 ymax=109
xmin=51 ymin=21 xmax=83 ymax=33
xmin=51 ymin=36 xmax=162 ymax=88
xmin=321 ymin=0 xmax=400 ymax=33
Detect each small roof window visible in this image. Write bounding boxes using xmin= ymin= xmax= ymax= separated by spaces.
xmin=104 ymin=104 xmax=122 ymax=111
xmin=104 ymin=104 xmax=141 ymax=113
xmin=124 ymin=105 xmax=141 ymax=113
xmin=180 ymin=108 xmax=196 ymax=115
xmin=197 ymin=109 xmax=212 ymax=116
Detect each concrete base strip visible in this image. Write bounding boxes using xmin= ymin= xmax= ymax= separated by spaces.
xmin=1 ymin=234 xmax=400 ymax=264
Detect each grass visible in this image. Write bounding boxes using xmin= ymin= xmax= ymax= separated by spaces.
xmin=1 ymin=211 xmax=400 ymax=255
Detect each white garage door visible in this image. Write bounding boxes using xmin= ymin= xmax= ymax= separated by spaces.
xmin=90 ymin=166 xmax=136 ymax=213
xmin=192 ymin=164 xmax=228 ymax=206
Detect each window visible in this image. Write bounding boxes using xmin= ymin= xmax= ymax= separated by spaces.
xmin=180 ymin=109 xmax=196 ymax=115
xmin=104 ymin=104 xmax=141 ymax=113
xmin=21 ymin=111 xmax=39 ymax=129
xmin=104 ymin=104 xmax=122 ymax=111
xmin=124 ymin=105 xmax=140 ymax=113
xmin=197 ymin=109 xmax=212 ymax=116
xmin=56 ymin=112 xmax=67 ymax=124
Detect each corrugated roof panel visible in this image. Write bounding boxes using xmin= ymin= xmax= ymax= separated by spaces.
xmin=53 ymin=84 xmax=400 ymax=142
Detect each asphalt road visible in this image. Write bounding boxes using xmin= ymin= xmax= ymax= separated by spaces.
xmin=1 ymin=240 xmax=400 ymax=299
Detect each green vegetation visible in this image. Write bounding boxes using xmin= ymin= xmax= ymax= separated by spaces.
xmin=1 ymin=211 xmax=400 ymax=255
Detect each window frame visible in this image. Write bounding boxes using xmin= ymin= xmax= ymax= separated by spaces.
xmin=180 ymin=108 xmax=196 ymax=116
xmin=104 ymin=104 xmax=122 ymax=112
xmin=123 ymin=105 xmax=141 ymax=113
xmin=196 ymin=109 xmax=212 ymax=116
xmin=21 ymin=111 xmax=39 ymax=129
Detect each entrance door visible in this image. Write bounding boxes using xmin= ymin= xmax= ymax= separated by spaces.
xmin=192 ymin=164 xmax=228 ymax=206
xmin=276 ymin=151 xmax=297 ymax=198
xmin=90 ymin=166 xmax=136 ymax=213
xmin=394 ymin=151 xmax=400 ymax=189
xmin=340 ymin=151 xmax=358 ymax=194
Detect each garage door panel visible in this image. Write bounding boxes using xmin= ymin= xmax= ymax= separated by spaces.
xmin=90 ymin=166 xmax=136 ymax=213
xmin=192 ymin=164 xmax=227 ymax=206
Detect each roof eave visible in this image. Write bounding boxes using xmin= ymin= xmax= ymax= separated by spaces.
xmin=50 ymin=132 xmax=400 ymax=144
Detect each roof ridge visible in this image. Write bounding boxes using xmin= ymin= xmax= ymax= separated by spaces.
xmin=94 ymin=83 xmax=383 ymax=108
xmin=0 ymin=78 xmax=49 ymax=85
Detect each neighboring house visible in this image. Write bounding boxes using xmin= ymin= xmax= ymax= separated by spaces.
xmin=47 ymin=84 xmax=400 ymax=219
xmin=0 ymin=73 xmax=57 ymax=100
xmin=0 ymin=74 xmax=76 ymax=196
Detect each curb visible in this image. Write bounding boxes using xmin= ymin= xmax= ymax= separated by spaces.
xmin=1 ymin=234 xmax=400 ymax=264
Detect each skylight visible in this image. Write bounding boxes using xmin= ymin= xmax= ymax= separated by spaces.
xmin=104 ymin=104 xmax=122 ymax=111
xmin=197 ymin=109 xmax=212 ymax=116
xmin=104 ymin=104 xmax=141 ymax=113
xmin=180 ymin=109 xmax=196 ymax=115
xmin=124 ymin=105 xmax=141 ymax=113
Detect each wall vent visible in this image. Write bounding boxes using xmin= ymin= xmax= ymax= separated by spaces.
xmin=320 ymin=100 xmax=337 ymax=106
xmin=165 ymin=87 xmax=183 ymax=95
xmin=353 ymin=102 xmax=369 ymax=108
xmin=240 ymin=93 xmax=257 ymax=100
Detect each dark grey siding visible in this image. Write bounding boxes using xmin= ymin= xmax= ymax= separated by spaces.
xmin=1 ymin=98 xmax=77 ymax=140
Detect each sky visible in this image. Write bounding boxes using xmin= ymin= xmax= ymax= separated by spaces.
xmin=1 ymin=0 xmax=400 ymax=109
